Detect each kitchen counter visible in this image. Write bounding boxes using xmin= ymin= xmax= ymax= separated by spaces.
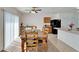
xmin=58 ymin=28 xmax=79 ymax=35
xmin=58 ymin=28 xmax=79 ymax=51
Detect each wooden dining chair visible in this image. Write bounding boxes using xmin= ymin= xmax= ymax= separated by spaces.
xmin=26 ymin=32 xmax=38 ymax=52
xmin=42 ymin=31 xmax=48 ymax=51
xmin=20 ymin=30 xmax=27 ymax=52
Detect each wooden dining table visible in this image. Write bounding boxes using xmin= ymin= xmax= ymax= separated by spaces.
xmin=20 ymin=29 xmax=48 ymax=52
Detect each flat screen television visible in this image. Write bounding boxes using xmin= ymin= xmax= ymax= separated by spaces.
xmin=51 ymin=19 xmax=61 ymax=28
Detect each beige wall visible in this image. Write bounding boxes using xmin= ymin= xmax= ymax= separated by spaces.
xmin=0 ymin=8 xmax=4 ymax=51
xmin=22 ymin=12 xmax=78 ymax=30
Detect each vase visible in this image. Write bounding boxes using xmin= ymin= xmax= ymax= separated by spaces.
xmin=70 ymin=27 xmax=72 ymax=30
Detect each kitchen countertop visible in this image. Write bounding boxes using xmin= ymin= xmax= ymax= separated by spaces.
xmin=57 ymin=28 xmax=79 ymax=35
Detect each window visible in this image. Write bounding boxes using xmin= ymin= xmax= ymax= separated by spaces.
xmin=4 ymin=11 xmax=19 ymax=49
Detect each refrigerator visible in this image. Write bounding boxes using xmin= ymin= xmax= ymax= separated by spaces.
xmin=50 ymin=19 xmax=61 ymax=34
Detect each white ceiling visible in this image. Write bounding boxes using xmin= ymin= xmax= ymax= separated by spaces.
xmin=16 ymin=7 xmax=79 ymax=14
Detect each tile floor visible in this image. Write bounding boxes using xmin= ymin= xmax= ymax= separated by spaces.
xmin=4 ymin=34 xmax=59 ymax=52
xmin=4 ymin=34 xmax=77 ymax=52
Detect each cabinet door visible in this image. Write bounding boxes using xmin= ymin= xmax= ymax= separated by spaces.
xmin=44 ymin=17 xmax=51 ymax=23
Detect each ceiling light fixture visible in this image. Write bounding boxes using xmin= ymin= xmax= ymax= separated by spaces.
xmin=25 ymin=7 xmax=42 ymax=14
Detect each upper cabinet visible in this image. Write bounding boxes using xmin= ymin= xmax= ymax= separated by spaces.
xmin=44 ymin=17 xmax=51 ymax=23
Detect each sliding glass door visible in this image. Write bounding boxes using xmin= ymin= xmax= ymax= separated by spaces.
xmin=14 ymin=15 xmax=19 ymax=41
xmin=4 ymin=11 xmax=19 ymax=49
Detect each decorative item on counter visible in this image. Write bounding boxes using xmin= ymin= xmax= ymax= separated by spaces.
xmin=69 ymin=22 xmax=74 ymax=30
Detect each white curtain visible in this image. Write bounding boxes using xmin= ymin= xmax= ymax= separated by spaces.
xmin=4 ymin=11 xmax=19 ymax=49
xmin=14 ymin=15 xmax=19 ymax=40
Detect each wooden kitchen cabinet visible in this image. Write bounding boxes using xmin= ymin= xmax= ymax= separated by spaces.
xmin=44 ymin=17 xmax=51 ymax=23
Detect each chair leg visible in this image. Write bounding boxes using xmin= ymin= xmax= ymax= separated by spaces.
xmin=21 ymin=39 xmax=25 ymax=52
xmin=42 ymin=39 xmax=48 ymax=51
